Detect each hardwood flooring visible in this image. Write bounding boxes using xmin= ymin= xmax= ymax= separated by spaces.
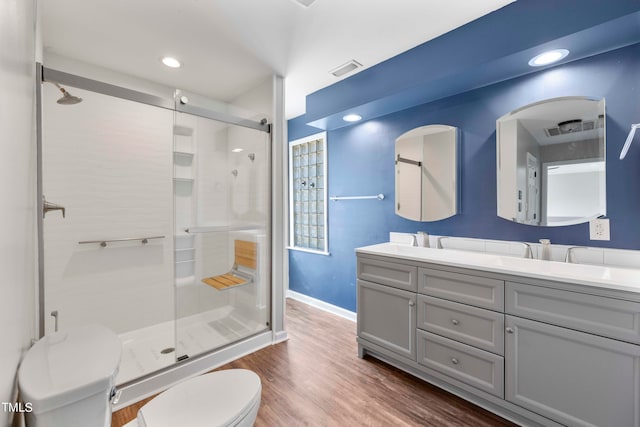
xmin=112 ymin=299 xmax=516 ymax=427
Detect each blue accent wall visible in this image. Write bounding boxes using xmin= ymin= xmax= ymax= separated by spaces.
xmin=288 ymin=43 xmax=640 ymax=312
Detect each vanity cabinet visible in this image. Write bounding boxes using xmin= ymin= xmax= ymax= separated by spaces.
xmin=505 ymin=315 xmax=640 ymax=427
xmin=356 ymin=251 xmax=640 ymax=427
xmin=505 ymin=282 xmax=640 ymax=427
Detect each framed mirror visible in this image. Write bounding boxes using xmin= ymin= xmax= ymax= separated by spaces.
xmin=496 ymin=97 xmax=605 ymax=226
xmin=395 ymin=124 xmax=459 ymax=222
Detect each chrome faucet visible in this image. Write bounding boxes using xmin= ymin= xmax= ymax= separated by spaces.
xmin=436 ymin=236 xmax=449 ymax=249
xmin=521 ymin=242 xmax=534 ymax=259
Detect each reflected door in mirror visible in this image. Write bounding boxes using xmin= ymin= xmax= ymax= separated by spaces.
xmin=395 ymin=125 xmax=459 ymax=222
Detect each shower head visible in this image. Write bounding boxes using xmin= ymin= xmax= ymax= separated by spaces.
xmin=53 ymin=83 xmax=82 ymax=105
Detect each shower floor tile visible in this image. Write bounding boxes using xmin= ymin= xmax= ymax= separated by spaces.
xmin=116 ymin=306 xmax=265 ymax=384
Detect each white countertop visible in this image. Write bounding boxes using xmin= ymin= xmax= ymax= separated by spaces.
xmin=356 ymin=243 xmax=640 ymax=294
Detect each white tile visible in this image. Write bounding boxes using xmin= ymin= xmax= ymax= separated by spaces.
xmin=485 ymin=241 xmax=512 ymax=256
xmin=565 ymin=247 xmax=604 ymax=265
xmin=389 ymin=232 xmax=416 ymax=245
xmin=604 ymin=248 xmax=640 ymax=269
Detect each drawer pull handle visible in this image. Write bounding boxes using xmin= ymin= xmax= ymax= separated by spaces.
xmin=408 ymin=300 xmax=415 ymax=307
xmin=506 ymin=327 xmax=514 ymax=334
xmin=451 ymin=357 xmax=459 ymax=365
xmin=451 ymin=319 xmax=460 ymax=326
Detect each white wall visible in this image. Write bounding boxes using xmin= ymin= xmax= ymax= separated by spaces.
xmin=497 ymin=119 xmax=518 ymax=220
xmin=0 ymin=0 xmax=37 ymax=425
xmin=547 ymin=170 xmax=604 ymax=223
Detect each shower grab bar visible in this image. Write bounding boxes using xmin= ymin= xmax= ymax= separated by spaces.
xmin=185 ymin=225 xmax=263 ymax=233
xmin=330 ymin=194 xmax=385 ymax=201
xmin=78 ymin=235 xmax=165 ymax=247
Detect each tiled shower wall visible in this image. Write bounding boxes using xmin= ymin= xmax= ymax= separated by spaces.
xmin=42 ymin=84 xmax=174 ymax=335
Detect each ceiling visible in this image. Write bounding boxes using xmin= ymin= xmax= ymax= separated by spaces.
xmin=41 ymin=0 xmax=514 ymax=118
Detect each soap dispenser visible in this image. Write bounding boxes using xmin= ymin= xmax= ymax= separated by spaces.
xmin=539 ymin=239 xmax=551 ymax=260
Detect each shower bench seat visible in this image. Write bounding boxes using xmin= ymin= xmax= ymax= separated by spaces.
xmin=201 ymin=240 xmax=257 ymax=291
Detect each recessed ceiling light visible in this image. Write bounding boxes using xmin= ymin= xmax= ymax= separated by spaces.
xmin=231 ymin=148 xmax=244 ymax=153
xmin=343 ymin=114 xmax=362 ymax=122
xmin=528 ymin=49 xmax=569 ymax=67
xmin=162 ymin=57 xmax=181 ymax=68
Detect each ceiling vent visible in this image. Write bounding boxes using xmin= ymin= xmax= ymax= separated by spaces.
xmin=329 ymin=60 xmax=362 ymax=78
xmin=293 ymin=0 xmax=317 ymax=7
xmin=544 ymin=119 xmax=599 ymax=137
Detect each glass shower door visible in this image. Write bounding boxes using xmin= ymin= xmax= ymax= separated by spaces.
xmin=41 ymin=84 xmax=176 ymax=384
xmin=173 ymin=108 xmax=271 ymax=360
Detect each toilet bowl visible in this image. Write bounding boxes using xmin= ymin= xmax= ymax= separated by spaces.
xmin=123 ymin=370 xmax=261 ymax=427
xmin=18 ymin=324 xmax=261 ymax=427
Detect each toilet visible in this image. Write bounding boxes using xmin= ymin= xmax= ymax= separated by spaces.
xmin=18 ymin=324 xmax=261 ymax=427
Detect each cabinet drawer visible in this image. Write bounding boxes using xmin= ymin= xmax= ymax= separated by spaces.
xmin=417 ymin=295 xmax=504 ymax=355
xmin=358 ymin=257 xmax=417 ymax=292
xmin=506 ymin=282 xmax=640 ymax=344
xmin=418 ymin=268 xmax=504 ymax=311
xmin=417 ymin=330 xmax=504 ymax=398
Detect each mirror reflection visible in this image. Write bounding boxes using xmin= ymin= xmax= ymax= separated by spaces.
xmin=496 ymin=97 xmax=605 ymax=226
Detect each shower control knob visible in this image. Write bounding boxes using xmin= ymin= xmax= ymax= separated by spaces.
xmin=179 ymin=95 xmax=189 ymax=105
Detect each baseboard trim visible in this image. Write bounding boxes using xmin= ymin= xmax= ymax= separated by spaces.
xmin=286 ymin=290 xmax=356 ymax=322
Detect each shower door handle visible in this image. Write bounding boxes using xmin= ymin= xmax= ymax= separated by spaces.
xmin=43 ymin=195 xmax=66 ymax=218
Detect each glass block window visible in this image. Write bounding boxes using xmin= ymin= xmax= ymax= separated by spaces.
xmin=289 ymin=132 xmax=328 ymax=254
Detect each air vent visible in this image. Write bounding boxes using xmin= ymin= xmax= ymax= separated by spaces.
xmin=545 ymin=127 xmax=561 ymax=137
xmin=544 ymin=119 xmax=598 ymax=137
xmin=330 ymin=60 xmax=362 ymax=77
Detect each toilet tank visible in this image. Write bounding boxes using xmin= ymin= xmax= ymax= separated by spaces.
xmin=18 ymin=324 xmax=122 ymax=427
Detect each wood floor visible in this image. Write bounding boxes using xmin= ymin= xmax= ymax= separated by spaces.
xmin=112 ymin=299 xmax=516 ymax=427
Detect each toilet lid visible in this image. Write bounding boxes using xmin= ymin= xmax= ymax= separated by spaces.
xmin=137 ymin=369 xmax=261 ymax=427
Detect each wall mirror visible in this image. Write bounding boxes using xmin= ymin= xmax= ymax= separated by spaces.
xmin=395 ymin=124 xmax=459 ymax=222
xmin=496 ymin=97 xmax=605 ymax=226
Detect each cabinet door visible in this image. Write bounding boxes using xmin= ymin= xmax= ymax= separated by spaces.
xmin=357 ymin=280 xmax=416 ymax=360
xmin=505 ymin=315 xmax=640 ymax=427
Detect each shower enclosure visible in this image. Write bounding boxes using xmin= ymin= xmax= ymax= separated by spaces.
xmin=38 ymin=66 xmax=272 ymax=386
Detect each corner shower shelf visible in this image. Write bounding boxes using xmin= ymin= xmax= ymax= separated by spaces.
xmin=173 ymin=151 xmax=194 ymax=160
xmin=173 ymin=177 xmax=194 ymax=183
xmin=175 ymin=275 xmax=196 ymax=288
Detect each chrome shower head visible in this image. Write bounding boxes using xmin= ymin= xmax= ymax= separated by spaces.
xmin=54 ymin=83 xmax=82 ymax=105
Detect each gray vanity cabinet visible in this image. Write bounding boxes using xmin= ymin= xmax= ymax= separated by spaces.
xmin=356 ymin=251 xmax=640 ymax=427
xmin=357 ymin=279 xmax=417 ymax=360
xmin=505 ymin=315 xmax=640 ymax=427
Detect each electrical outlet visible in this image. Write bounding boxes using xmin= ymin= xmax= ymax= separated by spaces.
xmin=589 ymin=218 xmax=610 ymax=240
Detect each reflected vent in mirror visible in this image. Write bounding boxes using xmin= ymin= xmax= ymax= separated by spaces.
xmin=544 ymin=119 xmax=599 ymax=137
